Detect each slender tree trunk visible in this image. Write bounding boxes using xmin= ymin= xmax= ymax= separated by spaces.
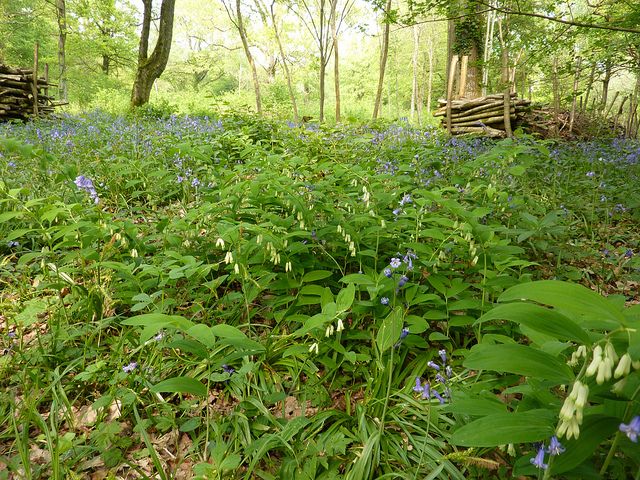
xmin=411 ymin=24 xmax=419 ymax=122
xmin=583 ymin=63 xmax=596 ymax=112
xmin=482 ymin=4 xmax=495 ymax=96
xmin=101 ymin=55 xmax=110 ymax=75
xmin=235 ymin=0 xmax=262 ymax=114
xmin=552 ymin=57 xmax=560 ymax=136
xmin=498 ymin=20 xmax=512 ymax=137
xmin=330 ymin=0 xmax=340 ymax=122
xmin=569 ymin=56 xmax=582 ymax=134
xmin=372 ymin=0 xmax=392 ymax=119
xmin=269 ymin=1 xmax=298 ymax=122
xmin=426 ymin=21 xmax=434 ymax=115
xmin=131 ymin=0 xmax=176 ymax=107
xmin=56 ymin=0 xmax=67 ymax=101
xmin=601 ymin=60 xmax=613 ymax=111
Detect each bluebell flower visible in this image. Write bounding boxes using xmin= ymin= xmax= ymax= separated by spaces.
xmin=122 ymin=361 xmax=138 ymax=373
xmin=380 ymin=297 xmax=390 ymax=305
xmin=398 ymin=275 xmax=408 ymax=287
xmin=439 ymin=349 xmax=447 ymax=363
xmin=399 ymin=194 xmax=412 ymax=206
xmin=393 ymin=208 xmax=402 ymax=217
xmin=177 ymin=175 xmax=184 ymax=183
xmin=602 ymin=248 xmax=610 ymax=257
xmin=620 ymin=416 xmax=640 ymax=442
xmin=421 ymin=382 xmax=432 ymax=400
xmin=7 ymin=161 xmax=16 ymax=168
xmin=586 ymin=171 xmax=595 ymax=177
xmin=413 ymin=377 xmax=424 ymax=393
xmin=390 ymin=258 xmax=402 ymax=269
xmin=222 ymin=364 xmax=235 ymax=374
xmin=547 ymin=436 xmax=565 ymax=456
xmin=625 ymin=249 xmax=634 ymax=259
xmin=427 ymin=360 xmax=440 ymax=371
xmin=74 ymin=175 xmax=100 ymax=204
xmin=7 ymin=241 xmax=19 ymax=248
xmin=384 ymin=268 xmax=393 ymax=278
xmin=530 ymin=445 xmax=548 ymax=469
xmin=191 ymin=177 xmax=201 ymax=187
xmin=400 ymin=327 xmax=409 ymax=340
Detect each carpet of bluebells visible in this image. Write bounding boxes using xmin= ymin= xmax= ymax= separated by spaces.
xmin=1 ymin=111 xmax=640 ymax=479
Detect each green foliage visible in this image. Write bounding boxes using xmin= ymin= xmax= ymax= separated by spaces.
xmin=0 ymin=112 xmax=638 ymax=478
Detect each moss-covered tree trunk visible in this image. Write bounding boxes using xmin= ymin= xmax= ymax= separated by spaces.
xmin=447 ymin=0 xmax=483 ymax=99
xmin=131 ymin=0 xmax=176 ymax=108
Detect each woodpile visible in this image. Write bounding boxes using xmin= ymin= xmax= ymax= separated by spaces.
xmin=0 ymin=64 xmax=62 ymax=121
xmin=434 ymin=93 xmax=532 ymax=137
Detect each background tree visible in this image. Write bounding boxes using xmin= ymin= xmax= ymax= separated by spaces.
xmin=131 ymin=0 xmax=176 ymax=107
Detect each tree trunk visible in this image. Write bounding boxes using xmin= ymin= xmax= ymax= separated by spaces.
xmin=56 ymin=0 xmax=67 ymax=101
xmin=498 ymin=20 xmax=511 ymax=137
xmin=319 ymin=55 xmax=326 ymax=122
xmin=601 ymin=60 xmax=613 ymax=111
xmin=448 ymin=0 xmax=483 ymax=99
xmin=131 ymin=0 xmax=176 ymax=108
xmin=235 ymin=0 xmax=262 ymax=114
xmin=411 ymin=24 xmax=419 ymax=122
xmin=426 ymin=20 xmax=434 ymax=115
xmin=269 ymin=1 xmax=298 ymax=122
xmin=372 ymin=0 xmax=392 ymax=119
xmin=552 ymin=57 xmax=560 ymax=136
xmin=569 ymin=56 xmax=581 ymax=134
xmin=331 ymin=0 xmax=340 ymax=122
xmin=583 ymin=63 xmax=596 ymax=112
xmin=481 ymin=4 xmax=495 ymax=96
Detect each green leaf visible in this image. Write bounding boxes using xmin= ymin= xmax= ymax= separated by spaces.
xmin=121 ymin=313 xmax=192 ymax=329
xmin=150 ymin=377 xmax=207 ymax=397
xmin=499 ymin=280 xmax=624 ymax=325
xmin=450 ymin=410 xmax=555 ymax=446
xmin=302 ymin=270 xmax=333 ymax=283
xmin=476 ymin=303 xmax=591 ymax=345
xmin=339 ymin=273 xmax=375 ymax=285
xmin=336 ymin=284 xmax=355 ymax=312
xmin=376 ymin=307 xmax=403 ymax=354
xmin=464 ymin=344 xmax=574 ymax=383
xmin=443 ymin=397 xmax=508 ymax=416
xmin=186 ymin=324 xmax=216 ymax=348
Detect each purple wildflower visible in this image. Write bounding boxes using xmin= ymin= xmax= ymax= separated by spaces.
xmin=530 ymin=445 xmax=548 ymax=469
xmin=398 ymin=275 xmax=409 ymax=287
xmin=122 ymin=361 xmax=138 ymax=373
xmin=547 ymin=436 xmax=565 ymax=456
xmin=620 ymin=416 xmax=640 ymax=442
xmin=384 ymin=268 xmax=393 ymax=278
xmin=390 ymin=258 xmax=402 ymax=269
xmin=380 ymin=297 xmax=390 ymax=305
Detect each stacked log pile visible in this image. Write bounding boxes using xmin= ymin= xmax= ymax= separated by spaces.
xmin=0 ymin=64 xmax=61 ymax=121
xmin=434 ymin=94 xmax=532 ymax=137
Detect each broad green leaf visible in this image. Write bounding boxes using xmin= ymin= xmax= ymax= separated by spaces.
xmin=443 ymin=397 xmax=508 ymax=416
xmin=210 ymin=324 xmax=247 ymax=339
xmin=476 ymin=303 xmax=591 ymax=345
xmin=450 ymin=410 xmax=555 ymax=446
xmin=336 ymin=284 xmax=355 ymax=312
xmin=186 ymin=324 xmax=216 ymax=347
xmin=464 ymin=344 xmax=574 ymax=383
xmin=376 ymin=307 xmax=403 ymax=354
xmin=150 ymin=377 xmax=207 ymax=397
xmin=302 ymin=270 xmax=333 ymax=283
xmin=499 ymin=280 xmax=624 ymax=324
xmin=339 ymin=273 xmax=375 ymax=285
xmin=121 ymin=313 xmax=192 ymax=329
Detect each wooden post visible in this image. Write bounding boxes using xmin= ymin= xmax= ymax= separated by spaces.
xmin=32 ymin=43 xmax=39 ymax=116
xmin=447 ymin=55 xmax=459 ymax=135
xmin=44 ymin=63 xmax=49 ymax=98
xmin=458 ymin=55 xmax=469 ymax=99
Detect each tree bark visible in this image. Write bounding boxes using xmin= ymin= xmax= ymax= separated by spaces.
xmin=552 ymin=57 xmax=560 ymax=136
xmin=234 ymin=0 xmax=262 ymax=114
xmin=131 ymin=0 xmax=176 ymax=108
xmin=56 ymin=0 xmax=67 ymax=101
xmin=569 ymin=56 xmax=582 ymax=134
xmin=601 ymin=60 xmax=613 ymax=112
xmin=269 ymin=1 xmax=298 ymax=122
xmin=372 ymin=0 xmax=392 ymax=119
xmin=410 ymin=24 xmax=419 ymax=122
xmin=330 ymin=0 xmax=340 ymax=122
